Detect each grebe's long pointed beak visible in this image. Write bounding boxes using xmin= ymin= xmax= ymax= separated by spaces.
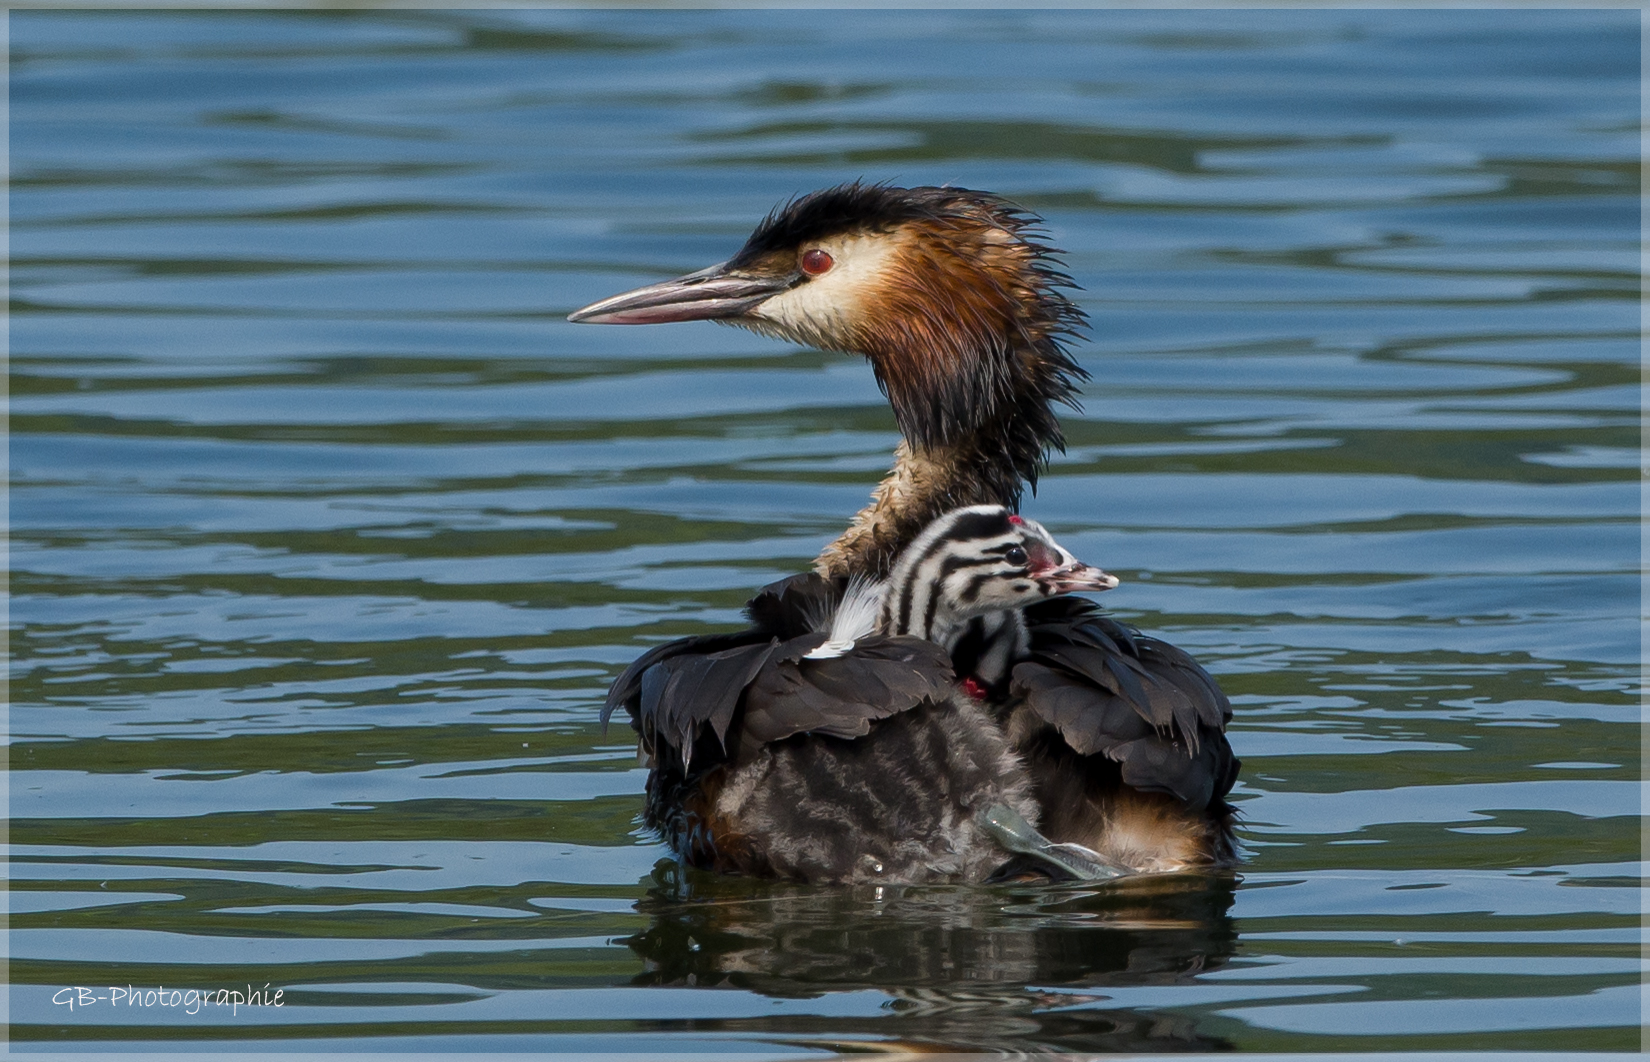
xmin=568 ymin=261 xmax=796 ymax=325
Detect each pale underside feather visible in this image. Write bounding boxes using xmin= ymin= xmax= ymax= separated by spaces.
xmin=802 ymin=575 xmax=887 ymax=659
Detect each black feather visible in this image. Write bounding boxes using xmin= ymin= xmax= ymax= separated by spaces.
xmin=604 ymin=570 xmax=1030 ymax=883
xmin=1010 ymin=662 xmax=1154 ymax=755
xmin=602 ymin=630 xmax=767 ymax=733
xmin=1106 ymin=735 xmax=1232 ymax=810
xmin=639 ymin=640 xmax=782 ymax=768
xmin=1013 ymin=595 xmax=1239 ymax=814
xmin=605 ymin=575 xmax=963 ymax=832
xmin=604 ymin=573 xmax=848 ymax=751
xmin=745 ymin=572 xmax=845 ymax=639
xmin=743 ymin=635 xmax=955 ymax=744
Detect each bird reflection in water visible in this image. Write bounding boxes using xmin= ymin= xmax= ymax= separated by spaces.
xmin=622 ymin=860 xmax=1238 ymax=1053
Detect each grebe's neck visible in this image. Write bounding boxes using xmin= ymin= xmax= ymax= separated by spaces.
xmin=815 ymin=442 xmax=1006 ymax=580
xmin=792 ymin=188 xmax=1087 ymax=580
xmin=816 ymin=443 xmax=962 ymax=581
xmin=814 ymin=370 xmax=1068 ymax=581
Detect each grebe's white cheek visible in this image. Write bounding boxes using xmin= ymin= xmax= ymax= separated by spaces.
xmin=748 ymin=232 xmax=903 ymax=337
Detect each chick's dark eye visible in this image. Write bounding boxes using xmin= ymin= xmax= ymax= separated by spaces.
xmin=800 ymin=249 xmax=834 ymax=276
xmin=1004 ymin=546 xmax=1028 ymax=567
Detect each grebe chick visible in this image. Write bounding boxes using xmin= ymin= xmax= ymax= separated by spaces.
xmin=576 ymin=183 xmax=1240 ymax=870
xmin=603 ymin=505 xmax=1117 ymax=884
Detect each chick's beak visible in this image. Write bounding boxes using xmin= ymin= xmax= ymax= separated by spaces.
xmin=568 ymin=261 xmax=796 ymax=325
xmin=1047 ymin=563 xmax=1120 ymax=595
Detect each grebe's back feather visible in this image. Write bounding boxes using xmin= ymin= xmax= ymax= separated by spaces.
xmin=605 ymin=569 xmax=1031 ymax=883
xmin=604 ymin=575 xmax=958 ymax=773
xmin=601 ymin=505 xmax=1129 ymax=883
xmin=1009 ymin=596 xmax=1239 ymax=862
xmin=741 ymin=632 xmax=955 ymax=745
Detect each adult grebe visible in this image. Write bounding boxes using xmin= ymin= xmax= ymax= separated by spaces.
xmin=605 ymin=504 xmax=1121 ymax=884
xmin=575 ymin=184 xmax=1239 ymax=872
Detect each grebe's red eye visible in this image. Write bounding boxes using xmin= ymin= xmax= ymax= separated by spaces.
xmin=800 ymin=249 xmax=833 ymax=276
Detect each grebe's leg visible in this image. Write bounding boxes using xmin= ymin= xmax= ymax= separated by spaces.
xmin=978 ymin=803 xmax=1130 ymax=882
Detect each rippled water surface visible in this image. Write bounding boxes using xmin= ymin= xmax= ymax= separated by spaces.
xmin=9 ymin=9 xmax=1642 ymax=1055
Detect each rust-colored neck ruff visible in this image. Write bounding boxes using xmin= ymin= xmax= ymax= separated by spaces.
xmin=805 ymin=191 xmax=1087 ymax=579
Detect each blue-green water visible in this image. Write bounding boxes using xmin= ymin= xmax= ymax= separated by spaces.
xmin=9 ymin=9 xmax=1641 ymax=1055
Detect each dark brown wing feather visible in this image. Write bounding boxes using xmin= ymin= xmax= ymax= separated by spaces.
xmin=1012 ymin=596 xmax=1239 ymax=811
xmin=639 ymin=640 xmax=781 ymax=767
xmin=601 ymin=573 xmax=850 ymax=760
xmin=605 ymin=574 xmax=990 ymax=880
xmin=742 ymin=635 xmax=956 ymax=744
xmin=744 ymin=572 xmax=846 ymax=639
xmin=605 ymin=574 xmax=954 ymax=773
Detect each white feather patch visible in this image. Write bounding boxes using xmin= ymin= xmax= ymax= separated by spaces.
xmin=803 ymin=575 xmax=886 ymax=659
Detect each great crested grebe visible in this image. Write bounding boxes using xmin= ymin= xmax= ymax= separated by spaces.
xmin=575 ymin=183 xmax=1239 ymax=873
xmin=605 ymin=503 xmax=1121 ymax=884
